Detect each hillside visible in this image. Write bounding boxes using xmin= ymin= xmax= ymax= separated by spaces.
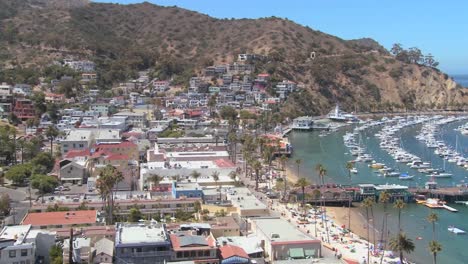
xmin=0 ymin=0 xmax=466 ymax=115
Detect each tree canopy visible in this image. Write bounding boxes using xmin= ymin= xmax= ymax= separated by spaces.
xmin=31 ymin=174 xmax=59 ymax=195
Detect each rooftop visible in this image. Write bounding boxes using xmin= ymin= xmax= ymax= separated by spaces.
xmin=63 ymin=130 xmax=93 ymax=142
xmin=217 ymin=235 xmax=263 ymax=255
xmin=0 ymin=225 xmax=31 ymax=245
xmin=252 ymin=217 xmax=318 ymax=243
xmin=219 ymin=245 xmax=249 ymax=259
xmin=227 ymin=188 xmax=268 ymax=211
xmin=116 ymin=222 xmax=169 ymax=245
xmin=170 ymin=233 xmax=215 ymax=250
xmin=22 ymin=210 xmax=97 ymax=226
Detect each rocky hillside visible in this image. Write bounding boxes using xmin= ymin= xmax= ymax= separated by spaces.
xmin=0 ymin=0 xmax=466 ymax=115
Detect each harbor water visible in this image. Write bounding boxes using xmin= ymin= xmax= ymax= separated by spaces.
xmin=288 ymin=120 xmax=468 ymax=264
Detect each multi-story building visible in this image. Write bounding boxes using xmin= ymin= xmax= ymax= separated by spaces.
xmin=13 ymin=99 xmax=35 ymax=120
xmin=250 ymin=217 xmax=321 ymax=261
xmin=60 ymin=130 xmax=94 ymax=155
xmin=169 ymin=232 xmax=218 ymax=263
xmin=113 ymin=111 xmax=147 ymax=128
xmin=21 ymin=210 xmax=99 ymax=229
xmin=153 ymin=81 xmax=170 ymax=92
xmin=0 ymin=225 xmax=56 ymax=264
xmin=12 ymin=84 xmax=32 ymax=96
xmin=0 ymin=82 xmax=12 ymax=119
xmin=115 ymin=222 xmax=172 ymax=264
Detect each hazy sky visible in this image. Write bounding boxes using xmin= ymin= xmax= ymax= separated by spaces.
xmin=94 ymin=0 xmax=468 ymax=74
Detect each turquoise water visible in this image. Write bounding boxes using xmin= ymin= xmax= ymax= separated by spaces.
xmin=288 ymin=120 xmax=468 ymax=264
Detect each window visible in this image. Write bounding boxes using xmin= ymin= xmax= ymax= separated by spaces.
xmin=9 ymin=250 xmax=16 ymax=258
xmin=21 ymin=249 xmax=28 ymax=257
xmin=190 ymin=251 xmax=196 ymax=257
xmin=204 ymin=250 xmax=210 ymax=256
xmin=183 ymin=251 xmax=189 ymax=258
xmin=177 ymin=252 xmax=182 ymax=258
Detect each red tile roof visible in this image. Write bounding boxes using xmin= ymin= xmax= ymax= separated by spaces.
xmin=94 ymin=141 xmax=136 ymax=149
xmin=64 ymin=149 xmax=91 ymax=159
xmin=219 ymin=245 xmax=249 ymax=259
xmin=22 ymin=210 xmax=97 ymax=226
xmin=214 ymin=159 xmax=236 ymax=168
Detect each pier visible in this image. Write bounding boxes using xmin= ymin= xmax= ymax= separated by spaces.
xmin=409 ymin=186 xmax=468 ymax=202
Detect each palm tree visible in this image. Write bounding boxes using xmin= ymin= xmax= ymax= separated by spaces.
xmin=379 ymin=191 xmax=391 ymax=264
xmin=346 ymin=162 xmax=353 ymax=178
xmin=148 ymin=174 xmax=163 ymax=191
xmin=295 ymin=177 xmax=310 ymax=219
xmin=96 ymin=165 xmax=124 ymax=225
xmin=252 ymin=160 xmax=262 ymax=191
xmin=45 ymin=125 xmax=59 ymax=156
xmin=428 ymin=240 xmax=442 ymax=264
xmin=212 ymin=171 xmax=221 ymax=201
xmin=427 ymin=211 xmax=439 ymax=240
xmin=362 ymin=196 xmax=375 ymax=263
xmin=295 ymin=159 xmax=302 ymax=178
xmin=229 ymin=171 xmax=237 ymax=184
xmin=315 ymin=164 xmax=327 ymax=185
xmin=388 ymin=232 xmax=415 ymax=263
xmin=393 ymin=199 xmax=406 ymax=231
xmin=190 ymin=170 xmax=201 ymax=182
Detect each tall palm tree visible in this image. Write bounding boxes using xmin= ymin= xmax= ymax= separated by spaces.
xmin=212 ymin=171 xmax=221 ymax=201
xmin=252 ymin=160 xmax=262 ymax=191
xmin=345 ymin=161 xmax=354 ymax=178
xmin=379 ymin=191 xmax=391 ymax=264
xmin=388 ymin=232 xmax=415 ymax=264
xmin=428 ymin=240 xmax=442 ymax=264
xmin=427 ymin=211 xmax=439 ymax=240
xmin=393 ymin=199 xmax=406 ymax=231
xmin=190 ymin=170 xmax=201 ymax=182
xmin=315 ymin=164 xmax=327 ymax=185
xmin=362 ymin=196 xmax=375 ymax=264
xmin=96 ymin=165 xmax=124 ymax=225
xmin=295 ymin=159 xmax=302 ymax=178
xmin=148 ymin=174 xmax=163 ymax=191
xmin=279 ymin=154 xmax=288 ymax=171
xmin=295 ymin=177 xmax=310 ymax=219
xmin=45 ymin=125 xmax=59 ymax=156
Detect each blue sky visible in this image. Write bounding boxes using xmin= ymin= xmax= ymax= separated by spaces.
xmin=94 ymin=0 xmax=468 ymax=74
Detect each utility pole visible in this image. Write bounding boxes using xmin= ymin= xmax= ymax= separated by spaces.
xmin=69 ymin=228 xmax=74 ymax=264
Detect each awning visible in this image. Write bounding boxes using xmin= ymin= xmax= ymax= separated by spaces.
xmin=288 ymin=248 xmax=305 ymax=259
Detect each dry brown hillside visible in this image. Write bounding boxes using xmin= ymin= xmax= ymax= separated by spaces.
xmin=0 ymin=0 xmax=466 ymax=115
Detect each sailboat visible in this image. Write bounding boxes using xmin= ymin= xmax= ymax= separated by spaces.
xmin=399 ymin=173 xmax=414 ymax=180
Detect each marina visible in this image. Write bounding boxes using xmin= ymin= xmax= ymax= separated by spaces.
xmin=288 ymin=114 xmax=468 ymax=264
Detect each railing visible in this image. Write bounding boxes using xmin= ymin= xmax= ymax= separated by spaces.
xmin=117 ymin=250 xmax=172 ymax=258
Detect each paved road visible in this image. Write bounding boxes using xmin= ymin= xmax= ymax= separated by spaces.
xmin=1 ymin=186 xmax=31 ymax=225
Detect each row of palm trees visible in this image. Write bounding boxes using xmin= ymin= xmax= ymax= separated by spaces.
xmin=361 ymin=195 xmax=442 ymax=264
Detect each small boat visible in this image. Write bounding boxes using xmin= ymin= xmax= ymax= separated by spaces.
xmin=385 ymin=171 xmax=401 ymax=177
xmin=369 ymin=162 xmax=385 ymax=169
xmin=448 ymin=227 xmax=466 ymax=234
xmin=350 ymin=168 xmax=358 ymax=174
xmin=399 ymin=173 xmax=414 ymax=180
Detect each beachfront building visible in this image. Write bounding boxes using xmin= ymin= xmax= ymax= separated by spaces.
xmin=226 ymin=188 xmax=269 ymax=217
xmin=250 ymin=217 xmax=321 ymax=261
xmin=114 ymin=222 xmax=172 ymax=264
xmin=292 ymin=116 xmax=314 ymax=130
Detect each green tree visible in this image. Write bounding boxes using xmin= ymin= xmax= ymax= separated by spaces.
xmin=295 ymin=177 xmax=310 ymax=219
xmin=31 ymin=174 xmax=59 ymax=202
xmin=96 ymin=165 xmax=124 ymax=225
xmin=212 ymin=171 xmax=220 ymax=200
xmin=346 ymin=162 xmax=353 ymax=178
xmin=428 ymin=240 xmax=442 ymax=264
xmin=427 ymin=212 xmax=439 ymax=240
xmin=148 ymin=174 xmax=163 ymax=191
xmin=5 ymin=163 xmax=33 ymax=185
xmin=45 ymin=125 xmax=59 ymax=156
xmin=128 ymin=206 xmax=143 ymax=222
xmin=0 ymin=193 xmax=10 ymax=216
xmin=295 ymin=159 xmax=302 ymax=178
xmin=190 ymin=170 xmax=201 ymax=182
xmin=252 ymin=160 xmax=262 ymax=191
xmin=393 ymin=199 xmax=406 ymax=231
xmin=362 ymin=197 xmax=375 ymax=264
xmin=31 ymin=152 xmax=55 ymax=173
xmin=219 ymin=105 xmax=238 ymax=122
xmin=315 ymin=163 xmax=327 ymax=185
xmin=49 ymin=244 xmax=63 ymax=264
xmin=379 ymin=191 xmax=391 ymax=264
xmin=388 ymin=232 xmax=415 ymax=264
